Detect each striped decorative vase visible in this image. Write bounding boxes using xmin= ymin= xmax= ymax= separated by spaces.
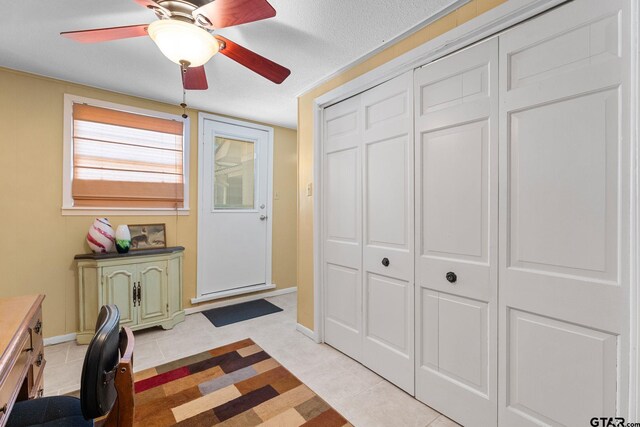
xmin=115 ymin=225 xmax=131 ymax=254
xmin=87 ymin=218 xmax=115 ymax=254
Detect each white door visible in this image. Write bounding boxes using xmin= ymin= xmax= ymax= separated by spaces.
xmin=199 ymin=119 xmax=271 ymax=296
xmin=361 ymin=71 xmax=414 ymax=393
xmin=498 ymin=0 xmax=632 ymax=425
xmin=414 ymin=38 xmax=499 ymax=426
xmin=323 ymin=72 xmax=414 ymax=391
xmin=323 ymin=94 xmax=363 ymax=361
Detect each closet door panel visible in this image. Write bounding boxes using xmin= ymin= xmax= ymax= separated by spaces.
xmin=415 ymin=37 xmax=498 ymax=426
xmin=437 ymin=293 xmax=488 ymax=393
xmin=361 ymin=71 xmax=414 ymax=393
xmin=365 ymin=273 xmax=412 ymax=354
xmin=366 ymin=136 xmax=407 ymax=247
xmin=325 ymin=264 xmax=359 ymax=332
xmin=323 ymin=95 xmax=363 ymax=361
xmin=423 ymin=123 xmax=485 ymax=260
xmin=498 ymin=0 xmax=631 ymax=425
xmin=507 ymin=310 xmax=617 ymax=426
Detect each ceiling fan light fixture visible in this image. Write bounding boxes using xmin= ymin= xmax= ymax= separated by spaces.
xmin=148 ymin=19 xmax=219 ymax=67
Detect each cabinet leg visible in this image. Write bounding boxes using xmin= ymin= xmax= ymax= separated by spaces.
xmin=160 ymin=311 xmax=185 ymax=330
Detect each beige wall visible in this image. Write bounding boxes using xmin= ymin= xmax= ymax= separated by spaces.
xmin=0 ymin=67 xmax=297 ymax=338
xmin=296 ymin=0 xmax=505 ymax=329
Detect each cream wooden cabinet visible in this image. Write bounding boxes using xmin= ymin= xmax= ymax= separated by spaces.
xmin=75 ymin=247 xmax=185 ymax=344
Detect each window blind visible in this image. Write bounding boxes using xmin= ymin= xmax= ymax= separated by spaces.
xmin=71 ymin=103 xmax=185 ymax=208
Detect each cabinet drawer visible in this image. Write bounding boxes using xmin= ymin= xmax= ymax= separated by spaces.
xmin=0 ymin=333 xmax=30 ymax=425
xmin=28 ymin=349 xmax=45 ymax=399
xmin=27 ymin=309 xmax=45 ymax=400
xmin=28 ymin=309 xmax=43 ymax=355
xmin=29 ymin=365 xmax=44 ymax=400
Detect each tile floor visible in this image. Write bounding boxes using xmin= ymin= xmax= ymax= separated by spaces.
xmin=43 ymin=292 xmax=458 ymax=427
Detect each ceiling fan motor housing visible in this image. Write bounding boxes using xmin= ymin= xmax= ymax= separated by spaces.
xmin=153 ymin=1 xmax=209 ymax=25
xmin=153 ymin=1 xmax=193 ymax=22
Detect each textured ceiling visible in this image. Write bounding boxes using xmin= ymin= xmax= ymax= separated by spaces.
xmin=1 ymin=0 xmax=457 ymax=129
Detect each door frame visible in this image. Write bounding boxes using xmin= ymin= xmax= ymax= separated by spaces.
xmin=632 ymin=0 xmax=640 ymax=419
xmin=310 ymin=0 xmax=640 ymax=418
xmin=194 ymin=112 xmax=274 ymax=304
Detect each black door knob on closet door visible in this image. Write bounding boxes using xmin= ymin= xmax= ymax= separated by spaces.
xmin=381 ymin=258 xmax=390 ymax=267
xmin=446 ymin=271 xmax=457 ymax=283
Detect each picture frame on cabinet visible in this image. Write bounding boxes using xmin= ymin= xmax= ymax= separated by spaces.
xmin=128 ymin=223 xmax=166 ymax=250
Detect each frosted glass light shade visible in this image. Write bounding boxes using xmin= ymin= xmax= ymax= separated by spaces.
xmin=148 ymin=19 xmax=219 ymax=67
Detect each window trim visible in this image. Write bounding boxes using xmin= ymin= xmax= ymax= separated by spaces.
xmin=62 ymin=94 xmax=190 ymax=215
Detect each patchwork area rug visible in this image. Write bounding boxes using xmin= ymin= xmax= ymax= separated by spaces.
xmin=133 ymin=338 xmax=353 ymax=426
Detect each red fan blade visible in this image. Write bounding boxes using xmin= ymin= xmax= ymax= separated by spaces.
xmin=61 ymin=24 xmax=149 ymax=43
xmin=182 ymin=66 xmax=209 ymax=90
xmin=193 ymin=0 xmax=276 ymax=29
xmin=215 ymin=36 xmax=290 ymax=84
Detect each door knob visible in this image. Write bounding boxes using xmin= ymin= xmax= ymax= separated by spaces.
xmin=446 ymin=272 xmax=457 ymax=283
xmin=381 ymin=258 xmax=390 ymax=267
xmin=259 ymin=215 xmax=267 ymax=220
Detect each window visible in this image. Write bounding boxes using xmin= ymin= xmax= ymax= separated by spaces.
xmin=63 ymin=95 xmax=189 ymax=213
xmin=214 ymin=137 xmax=255 ymax=210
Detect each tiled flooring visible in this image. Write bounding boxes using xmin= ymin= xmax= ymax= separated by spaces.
xmin=44 ymin=292 xmax=458 ymax=427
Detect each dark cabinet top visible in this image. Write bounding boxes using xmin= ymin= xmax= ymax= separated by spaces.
xmin=75 ymin=246 xmax=185 ymax=260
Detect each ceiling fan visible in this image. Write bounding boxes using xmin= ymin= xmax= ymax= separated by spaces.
xmin=60 ymin=0 xmax=291 ymax=90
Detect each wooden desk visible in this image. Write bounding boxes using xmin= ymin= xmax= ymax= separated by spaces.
xmin=0 ymin=295 xmax=45 ymax=427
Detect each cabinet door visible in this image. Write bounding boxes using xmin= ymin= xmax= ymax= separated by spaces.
xmin=138 ymin=261 xmax=168 ymax=323
xmin=103 ymin=266 xmax=137 ymax=328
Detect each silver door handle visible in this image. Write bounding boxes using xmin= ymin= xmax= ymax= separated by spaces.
xmin=260 ymin=215 xmax=267 ymax=220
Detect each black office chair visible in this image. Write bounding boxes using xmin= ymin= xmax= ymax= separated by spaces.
xmin=7 ymin=305 xmax=135 ymax=427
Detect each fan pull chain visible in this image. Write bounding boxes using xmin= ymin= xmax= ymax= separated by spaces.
xmin=181 ymin=89 xmax=188 ymax=119
xmin=179 ymin=60 xmax=189 ymax=118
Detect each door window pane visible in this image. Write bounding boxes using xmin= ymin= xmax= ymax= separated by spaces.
xmin=214 ymin=137 xmax=255 ymax=209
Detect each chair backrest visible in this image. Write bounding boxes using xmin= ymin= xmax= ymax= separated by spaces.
xmin=80 ymin=305 xmax=121 ymax=419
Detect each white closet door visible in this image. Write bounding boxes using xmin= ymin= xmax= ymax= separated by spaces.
xmin=414 ymin=38 xmax=499 ymax=426
xmin=361 ymin=71 xmax=414 ymax=393
xmin=498 ymin=0 xmax=631 ymax=425
xmin=323 ymin=95 xmax=363 ymax=361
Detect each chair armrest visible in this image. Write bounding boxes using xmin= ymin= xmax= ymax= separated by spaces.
xmin=118 ymin=327 xmax=134 ymax=365
xmin=103 ymin=327 xmax=135 ymax=427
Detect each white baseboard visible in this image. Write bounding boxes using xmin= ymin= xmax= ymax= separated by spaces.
xmin=185 ymin=286 xmax=297 ymax=315
xmin=296 ymin=323 xmax=320 ymax=343
xmin=190 ymin=283 xmax=277 ymax=304
xmin=44 ymin=332 xmax=77 ymax=346
xmin=42 ymin=287 xmax=297 ymax=345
